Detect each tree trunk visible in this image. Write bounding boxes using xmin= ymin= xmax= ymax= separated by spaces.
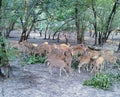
xmin=44 ymin=23 xmax=49 ymax=39
xmin=39 ymin=29 xmax=43 ymax=37
xmin=57 ymin=32 xmax=60 ymax=42
xmin=19 ymin=0 xmax=29 ymax=42
xmin=19 ymin=28 xmax=27 ymax=42
xmin=26 ymin=19 xmax=35 ymax=39
xmin=98 ymin=32 xmax=104 ymax=46
xmin=91 ymin=0 xmax=98 ymax=45
xmin=48 ymin=32 xmax=51 ymax=39
xmin=75 ymin=1 xmax=83 ymax=44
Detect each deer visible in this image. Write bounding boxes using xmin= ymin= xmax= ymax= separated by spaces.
xmin=59 ymin=43 xmax=70 ymax=52
xmin=35 ymin=42 xmax=51 ymax=56
xmin=91 ymin=56 xmax=104 ymax=74
xmin=64 ymin=49 xmax=74 ymax=75
xmin=78 ymin=55 xmax=91 ymax=73
xmin=71 ymin=45 xmax=87 ymax=60
xmin=46 ymin=54 xmax=68 ymax=76
xmin=86 ymin=48 xmax=100 ymax=59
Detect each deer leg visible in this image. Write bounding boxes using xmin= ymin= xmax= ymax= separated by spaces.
xmin=78 ymin=63 xmax=83 ymax=73
xmin=48 ymin=65 xmax=52 ymax=75
xmin=62 ymin=67 xmax=68 ymax=77
xmin=91 ymin=65 xmax=96 ymax=73
xmin=60 ymin=68 xmax=62 ymax=77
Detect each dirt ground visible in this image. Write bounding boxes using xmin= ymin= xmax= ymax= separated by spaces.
xmin=0 ymin=30 xmax=120 ymax=97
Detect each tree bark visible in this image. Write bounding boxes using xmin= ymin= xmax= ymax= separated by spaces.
xmin=48 ymin=32 xmax=51 ymax=39
xmin=19 ymin=0 xmax=30 ymax=42
xmin=39 ymin=29 xmax=43 ymax=37
xmin=26 ymin=19 xmax=35 ymax=39
xmin=57 ymin=32 xmax=60 ymax=42
xmin=98 ymin=31 xmax=104 ymax=46
xmin=44 ymin=23 xmax=49 ymax=39
xmin=19 ymin=27 xmax=27 ymax=42
xmin=91 ymin=0 xmax=98 ymax=45
xmin=75 ymin=1 xmax=82 ymax=44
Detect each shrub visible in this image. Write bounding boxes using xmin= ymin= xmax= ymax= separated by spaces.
xmin=112 ymin=73 xmax=120 ymax=82
xmin=71 ymin=60 xmax=79 ymax=69
xmin=116 ymin=73 xmax=120 ymax=81
xmin=116 ymin=59 xmax=120 ymax=65
xmin=22 ymin=54 xmax=46 ymax=65
xmin=0 ymin=39 xmax=18 ymax=63
xmin=83 ymin=73 xmax=112 ymax=90
xmin=6 ymin=47 xmax=18 ymax=61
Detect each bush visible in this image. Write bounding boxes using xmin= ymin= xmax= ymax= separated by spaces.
xmin=22 ymin=54 xmax=46 ymax=65
xmin=112 ymin=73 xmax=120 ymax=82
xmin=115 ymin=73 xmax=120 ymax=81
xmin=83 ymin=73 xmax=112 ymax=90
xmin=116 ymin=59 xmax=120 ymax=69
xmin=6 ymin=47 xmax=18 ymax=61
xmin=71 ymin=60 xmax=79 ymax=69
xmin=0 ymin=39 xmax=18 ymax=62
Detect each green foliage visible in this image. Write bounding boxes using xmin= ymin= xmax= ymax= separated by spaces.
xmin=83 ymin=73 xmax=112 ymax=90
xmin=6 ymin=44 xmax=18 ymax=61
xmin=115 ymin=73 xmax=120 ymax=81
xmin=22 ymin=54 xmax=46 ymax=65
xmin=71 ymin=60 xmax=79 ymax=69
xmin=116 ymin=59 xmax=120 ymax=65
xmin=111 ymin=73 xmax=120 ymax=82
xmin=6 ymin=47 xmax=18 ymax=61
xmin=2 ymin=0 xmax=120 ymax=39
xmin=0 ymin=37 xmax=18 ymax=67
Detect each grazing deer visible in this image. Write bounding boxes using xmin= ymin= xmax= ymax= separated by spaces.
xmin=19 ymin=40 xmax=37 ymax=55
xmin=91 ymin=56 xmax=104 ymax=74
xmin=46 ymin=55 xmax=68 ymax=76
xmin=78 ymin=55 xmax=91 ymax=73
xmin=86 ymin=48 xmax=100 ymax=59
xmin=35 ymin=42 xmax=51 ymax=56
xmin=59 ymin=43 xmax=70 ymax=52
xmin=71 ymin=45 xmax=87 ymax=57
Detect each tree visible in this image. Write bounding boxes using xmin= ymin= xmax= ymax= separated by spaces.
xmin=75 ymin=0 xmax=81 ymax=44
xmin=87 ymin=0 xmax=120 ymax=45
xmin=18 ymin=0 xmax=50 ymax=42
xmin=2 ymin=0 xmax=19 ymax=38
xmin=0 ymin=0 xmax=10 ymax=78
xmin=91 ymin=0 xmax=98 ymax=45
xmin=103 ymin=0 xmax=120 ymax=43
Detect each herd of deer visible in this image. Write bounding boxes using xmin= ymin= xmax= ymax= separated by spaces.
xmin=10 ymin=40 xmax=120 ymax=76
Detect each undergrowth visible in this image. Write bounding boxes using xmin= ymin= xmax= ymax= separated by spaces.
xmin=84 ymin=72 xmax=120 ymax=90
xmin=0 ymin=39 xmax=18 ymax=61
xmin=21 ymin=54 xmax=46 ymax=65
xmin=71 ymin=60 xmax=79 ymax=69
xmin=83 ymin=73 xmax=112 ymax=90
